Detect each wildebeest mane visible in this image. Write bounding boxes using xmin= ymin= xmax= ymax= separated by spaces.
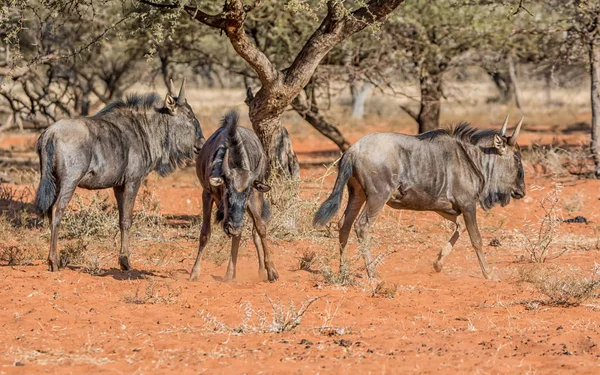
xmin=220 ymin=110 xmax=249 ymax=168
xmin=417 ymin=123 xmax=497 ymax=145
xmin=93 ymin=93 xmax=163 ymax=118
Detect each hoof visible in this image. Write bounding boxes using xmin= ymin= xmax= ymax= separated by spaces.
xmin=222 ymin=273 xmax=235 ymax=282
xmin=189 ymin=273 xmax=200 ymax=282
xmin=433 ymin=261 xmax=443 ymax=273
xmin=119 ymin=256 xmax=132 ymax=271
xmin=267 ymin=267 xmax=279 ymax=282
xmin=484 ymin=272 xmax=501 ymax=282
xmin=258 ymin=268 xmax=268 ymax=282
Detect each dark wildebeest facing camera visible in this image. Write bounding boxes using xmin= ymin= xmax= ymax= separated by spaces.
xmin=191 ymin=110 xmax=278 ymax=283
xmin=34 ymin=79 xmax=205 ymax=272
xmin=314 ymin=116 xmax=526 ymax=281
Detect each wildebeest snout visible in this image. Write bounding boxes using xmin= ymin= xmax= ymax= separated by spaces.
xmin=512 ymin=185 xmax=526 ymax=199
xmin=224 ymin=222 xmax=242 ymax=237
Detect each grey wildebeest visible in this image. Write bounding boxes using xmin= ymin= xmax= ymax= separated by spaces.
xmin=34 ymin=79 xmax=204 ymax=272
xmin=191 ymin=110 xmax=278 ymax=282
xmin=314 ymin=116 xmax=526 ymax=281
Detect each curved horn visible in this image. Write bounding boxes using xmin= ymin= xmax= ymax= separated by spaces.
xmin=500 ymin=114 xmax=509 ymax=136
xmin=168 ymin=79 xmax=176 ymax=96
xmin=508 ymin=116 xmax=524 ymax=146
xmin=177 ymin=77 xmax=186 ymax=105
xmin=222 ymin=148 xmax=231 ymax=177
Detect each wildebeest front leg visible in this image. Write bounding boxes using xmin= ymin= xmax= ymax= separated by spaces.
xmin=251 ymin=227 xmax=268 ymax=281
xmin=48 ymin=182 xmax=77 ymax=271
xmin=223 ymin=235 xmax=241 ymax=282
xmin=462 ymin=206 xmax=499 ymax=281
xmin=248 ymin=194 xmax=278 ymax=282
xmin=190 ymin=190 xmax=213 ymax=282
xmin=433 ymin=214 xmax=466 ymax=272
xmin=114 ymin=181 xmax=141 ymax=271
xmin=354 ymin=194 xmax=388 ymax=279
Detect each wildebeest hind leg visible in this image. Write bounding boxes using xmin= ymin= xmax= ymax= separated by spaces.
xmin=338 ymin=179 xmax=365 ymax=275
xmin=433 ymin=214 xmax=466 ymax=272
xmin=114 ymin=181 xmax=141 ymax=271
xmin=354 ymin=194 xmax=388 ymax=279
xmin=223 ymin=235 xmax=241 ymax=282
xmin=48 ymin=182 xmax=77 ymax=272
xmin=190 ymin=190 xmax=214 ymax=281
xmin=463 ymin=207 xmax=499 ymax=281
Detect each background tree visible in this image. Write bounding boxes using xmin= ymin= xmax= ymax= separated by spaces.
xmin=140 ymin=0 xmax=405 ymax=178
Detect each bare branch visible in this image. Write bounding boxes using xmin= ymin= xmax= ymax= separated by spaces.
xmin=398 ymin=103 xmax=418 ymax=121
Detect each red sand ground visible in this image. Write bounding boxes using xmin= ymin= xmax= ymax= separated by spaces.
xmin=1 ymin=128 xmax=600 ymax=374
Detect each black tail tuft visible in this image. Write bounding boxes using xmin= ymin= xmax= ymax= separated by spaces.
xmin=34 ymin=139 xmax=56 ymax=215
xmin=313 ymin=154 xmax=353 ymax=227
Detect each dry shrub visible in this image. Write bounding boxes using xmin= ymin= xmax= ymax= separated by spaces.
xmin=199 ymin=294 xmax=321 ymax=334
xmin=61 ymin=192 xmax=118 ymax=239
xmin=523 ymin=145 xmax=592 ymax=177
xmin=0 ymin=245 xmax=35 ymax=266
xmin=267 ymin=173 xmax=322 ymax=241
xmin=59 ymin=239 xmax=88 ymax=267
xmin=123 ymin=278 xmax=180 ymax=304
xmin=298 ymin=250 xmax=316 ymax=271
xmin=321 ymin=264 xmax=354 ymax=286
xmin=519 ymin=264 xmax=600 ymax=307
xmin=520 ymin=183 xmax=567 ymax=263
xmin=133 ymin=187 xmax=166 ymax=233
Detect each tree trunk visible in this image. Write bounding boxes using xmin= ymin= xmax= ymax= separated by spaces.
xmin=248 ymin=87 xmax=300 ymax=180
xmin=291 ymin=96 xmax=350 ymax=152
xmin=508 ymin=55 xmax=523 ymax=112
xmin=350 ymin=82 xmax=373 ymax=119
xmin=417 ymin=69 xmax=442 ymax=134
xmin=488 ymin=71 xmax=513 ymax=104
xmin=590 ymin=41 xmax=600 ymax=178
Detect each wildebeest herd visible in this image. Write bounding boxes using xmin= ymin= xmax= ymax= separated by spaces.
xmin=33 ymin=80 xmax=526 ymax=282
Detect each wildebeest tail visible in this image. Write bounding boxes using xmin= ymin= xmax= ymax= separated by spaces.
xmin=313 ymin=153 xmax=353 ymax=227
xmin=34 ymin=136 xmax=56 ymax=215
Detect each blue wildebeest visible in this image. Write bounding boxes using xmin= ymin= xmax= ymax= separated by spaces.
xmin=191 ymin=110 xmax=278 ymax=282
xmin=34 ymin=79 xmax=204 ymax=272
xmin=314 ymin=116 xmax=525 ymax=280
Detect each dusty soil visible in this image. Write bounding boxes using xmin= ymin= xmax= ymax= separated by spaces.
xmin=1 ymin=126 xmax=600 ymax=375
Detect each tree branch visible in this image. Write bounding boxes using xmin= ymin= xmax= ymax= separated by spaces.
xmin=398 ymin=103 xmax=418 ymax=121
xmin=140 ymin=0 xmax=278 ymax=85
xmin=284 ymin=0 xmax=404 ymax=90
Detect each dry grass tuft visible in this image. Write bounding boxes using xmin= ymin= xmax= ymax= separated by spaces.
xmin=370 ymin=280 xmax=398 ymax=299
xmin=123 ymin=278 xmax=181 ymax=305
xmin=518 ymin=264 xmax=600 ymax=307
xmin=298 ymin=250 xmax=317 ymax=271
xmin=199 ymin=294 xmax=322 ymax=334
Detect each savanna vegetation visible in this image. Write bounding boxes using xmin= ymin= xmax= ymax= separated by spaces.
xmin=1 ymin=1 xmax=600 ymax=373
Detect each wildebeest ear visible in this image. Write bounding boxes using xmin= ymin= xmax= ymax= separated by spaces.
xmin=210 ymin=177 xmax=224 ymax=187
xmin=493 ymin=134 xmax=507 ymax=155
xmin=253 ymin=181 xmax=271 ymax=192
xmin=164 ymin=94 xmax=176 ymax=114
